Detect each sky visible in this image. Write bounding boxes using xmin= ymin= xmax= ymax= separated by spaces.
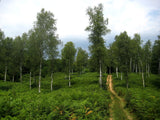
xmin=0 ymin=0 xmax=160 ymax=50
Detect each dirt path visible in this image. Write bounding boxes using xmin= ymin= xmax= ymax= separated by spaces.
xmin=106 ymin=75 xmax=133 ymax=120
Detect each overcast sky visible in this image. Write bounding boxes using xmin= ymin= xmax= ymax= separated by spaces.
xmin=0 ymin=0 xmax=160 ymax=49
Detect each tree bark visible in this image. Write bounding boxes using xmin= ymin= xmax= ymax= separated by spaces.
xmin=142 ymin=72 xmax=145 ymax=88
xmin=20 ymin=65 xmax=22 ymax=83
xmin=39 ymin=61 xmax=42 ymax=93
xmin=30 ymin=72 xmax=32 ymax=90
xmin=148 ymin=64 xmax=150 ymax=77
xmin=4 ymin=66 xmax=7 ymax=82
xmin=99 ymin=60 xmax=102 ymax=88
xmin=116 ymin=67 xmax=118 ymax=78
xmin=51 ymin=72 xmax=53 ymax=91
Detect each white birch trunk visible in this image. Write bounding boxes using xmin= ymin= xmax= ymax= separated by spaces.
xmin=99 ymin=60 xmax=102 ymax=88
xmin=51 ymin=73 xmax=53 ymax=91
xmin=39 ymin=62 xmax=42 ymax=93
xmin=4 ymin=66 xmax=7 ymax=82
xmin=116 ymin=67 xmax=118 ymax=78
xmin=121 ymin=72 xmax=122 ymax=80
xmin=30 ymin=72 xmax=32 ymax=90
xmin=142 ymin=72 xmax=145 ymax=88
xmin=20 ymin=65 xmax=22 ymax=83
xmin=139 ymin=65 xmax=141 ymax=75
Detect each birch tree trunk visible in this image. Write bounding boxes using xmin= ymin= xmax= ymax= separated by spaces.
xmin=99 ymin=60 xmax=102 ymax=88
xmin=51 ymin=72 xmax=53 ymax=91
xmin=116 ymin=67 xmax=118 ymax=78
xmin=30 ymin=72 xmax=32 ymax=90
xmin=140 ymin=60 xmax=145 ymax=88
xmin=20 ymin=65 xmax=22 ymax=83
xmin=142 ymin=72 xmax=145 ymax=88
xmin=39 ymin=61 xmax=42 ymax=93
xmin=4 ymin=66 xmax=7 ymax=82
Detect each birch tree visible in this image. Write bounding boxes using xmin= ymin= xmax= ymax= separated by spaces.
xmin=33 ymin=8 xmax=59 ymax=92
xmin=61 ymin=42 xmax=76 ymax=87
xmin=85 ymin=3 xmax=110 ymax=88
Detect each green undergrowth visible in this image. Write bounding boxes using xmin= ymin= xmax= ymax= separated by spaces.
xmin=113 ymin=73 xmax=160 ymax=120
xmin=0 ymin=72 xmax=110 ymax=120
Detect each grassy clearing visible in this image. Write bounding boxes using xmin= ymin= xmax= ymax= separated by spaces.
xmin=0 ymin=72 xmax=111 ymax=119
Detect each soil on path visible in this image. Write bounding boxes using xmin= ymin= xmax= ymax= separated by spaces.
xmin=106 ymin=75 xmax=133 ymax=120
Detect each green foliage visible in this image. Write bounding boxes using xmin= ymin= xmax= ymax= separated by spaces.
xmin=113 ymin=73 xmax=160 ymax=120
xmin=61 ymin=42 xmax=76 ymax=73
xmin=0 ymin=72 xmax=111 ymax=119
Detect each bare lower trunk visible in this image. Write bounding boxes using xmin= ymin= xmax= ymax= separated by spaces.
xmin=39 ymin=62 xmax=42 ymax=93
xmin=121 ymin=72 xmax=122 ymax=80
xmin=72 ymin=69 xmax=73 ymax=75
xmin=51 ymin=72 xmax=53 ymax=91
xmin=4 ymin=66 xmax=7 ymax=82
xmin=99 ymin=61 xmax=102 ymax=88
xmin=142 ymin=72 xmax=145 ymax=88
xmin=12 ymin=75 xmax=14 ymax=82
xmin=69 ymin=60 xmax=71 ymax=87
xmin=116 ymin=67 xmax=118 ymax=78
xmin=20 ymin=65 xmax=22 ymax=83
xmin=30 ymin=72 xmax=31 ymax=90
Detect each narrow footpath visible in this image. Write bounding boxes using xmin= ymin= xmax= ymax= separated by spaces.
xmin=106 ymin=75 xmax=133 ymax=120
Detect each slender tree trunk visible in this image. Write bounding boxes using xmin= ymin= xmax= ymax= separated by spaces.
xmin=39 ymin=61 xmax=42 ymax=93
xmin=12 ymin=75 xmax=14 ymax=82
xmin=140 ymin=60 xmax=145 ymax=88
xmin=20 ymin=65 xmax=22 ymax=83
xmin=4 ymin=66 xmax=7 ymax=82
xmin=30 ymin=72 xmax=32 ymax=90
xmin=116 ymin=67 xmax=118 ymax=78
xmin=51 ymin=72 xmax=53 ymax=91
xmin=142 ymin=72 xmax=145 ymax=88
xmin=99 ymin=60 xmax=102 ymax=88
xmin=72 ymin=69 xmax=73 ymax=75
xmin=121 ymin=72 xmax=122 ymax=80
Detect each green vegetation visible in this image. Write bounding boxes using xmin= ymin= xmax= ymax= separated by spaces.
xmin=113 ymin=73 xmax=160 ymax=120
xmin=0 ymin=72 xmax=111 ymax=119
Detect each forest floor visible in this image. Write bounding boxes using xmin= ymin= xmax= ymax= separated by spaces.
xmin=106 ymin=75 xmax=133 ymax=120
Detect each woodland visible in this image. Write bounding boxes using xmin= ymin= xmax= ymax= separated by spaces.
xmin=0 ymin=3 xmax=160 ymax=120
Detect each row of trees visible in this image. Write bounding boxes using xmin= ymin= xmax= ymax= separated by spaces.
xmin=0 ymin=4 xmax=160 ymax=90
